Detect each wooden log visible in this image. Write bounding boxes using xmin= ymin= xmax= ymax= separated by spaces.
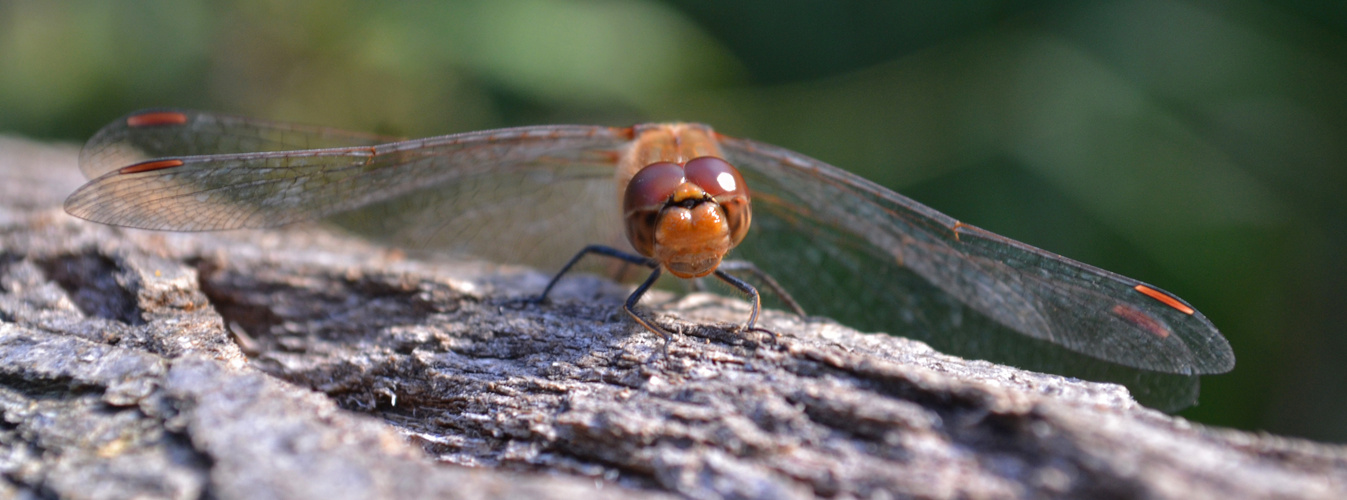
xmin=1 ymin=135 xmax=1342 ymax=499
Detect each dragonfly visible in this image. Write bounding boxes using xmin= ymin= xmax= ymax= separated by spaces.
xmin=65 ymin=109 xmax=1234 ymax=399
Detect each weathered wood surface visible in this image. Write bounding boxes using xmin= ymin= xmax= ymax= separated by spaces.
xmin=1 ymin=135 xmax=1344 ymax=499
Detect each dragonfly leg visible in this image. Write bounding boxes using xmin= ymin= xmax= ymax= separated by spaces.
xmin=623 ymin=266 xmax=676 ymax=358
xmin=717 ymin=260 xmax=806 ymax=316
xmin=712 ymin=268 xmax=783 ymax=347
xmin=534 ymin=245 xmax=655 ymax=302
xmin=534 ymin=245 xmax=675 ymax=357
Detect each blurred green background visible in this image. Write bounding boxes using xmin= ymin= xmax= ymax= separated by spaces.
xmin=2 ymin=0 xmax=1344 ymax=442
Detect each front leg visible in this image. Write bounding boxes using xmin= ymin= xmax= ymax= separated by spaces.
xmin=535 ymin=245 xmax=677 ymax=357
xmin=534 ymin=245 xmax=655 ymax=302
xmin=716 ymin=260 xmax=806 ymax=316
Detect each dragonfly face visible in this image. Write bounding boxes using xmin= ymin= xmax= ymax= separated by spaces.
xmin=622 ymin=155 xmax=751 ymax=279
xmin=615 ymin=123 xmax=742 ymax=277
xmin=64 ymin=109 xmax=1234 ymax=409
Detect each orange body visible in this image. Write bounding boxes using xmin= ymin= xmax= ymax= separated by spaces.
xmin=617 ymin=124 xmax=748 ymax=278
xmin=615 ymin=124 xmax=726 ymax=197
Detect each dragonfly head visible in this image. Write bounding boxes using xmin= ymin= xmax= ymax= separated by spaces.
xmin=623 ymin=156 xmax=751 ymax=278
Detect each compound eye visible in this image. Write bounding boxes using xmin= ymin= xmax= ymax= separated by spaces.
xmin=685 ymin=156 xmax=751 ymax=245
xmin=623 ymin=161 xmax=685 ymax=257
xmin=684 ymin=156 xmax=746 ymax=198
xmin=623 ymin=161 xmax=684 ymax=213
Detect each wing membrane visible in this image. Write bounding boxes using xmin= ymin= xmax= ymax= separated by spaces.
xmin=68 ymin=111 xmax=628 ymax=229
xmin=66 ymin=110 xmax=632 ymax=268
xmin=718 ymin=135 xmax=1234 ymax=376
xmin=78 ymin=109 xmax=402 ymax=179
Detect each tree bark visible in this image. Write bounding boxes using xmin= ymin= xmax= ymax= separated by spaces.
xmin=1 ymin=135 xmax=1343 ymax=499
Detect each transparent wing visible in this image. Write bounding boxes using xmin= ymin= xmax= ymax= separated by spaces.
xmin=718 ymin=135 xmax=1234 ymax=378
xmin=66 ymin=110 xmax=632 ymax=269
xmin=325 ymin=155 xmax=629 ymax=271
xmin=78 ymin=109 xmax=404 ymax=179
